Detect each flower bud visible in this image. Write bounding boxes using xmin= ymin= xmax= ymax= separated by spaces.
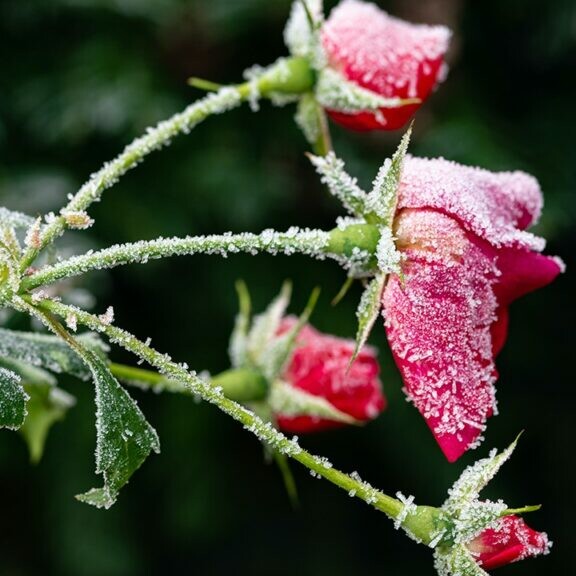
xmin=274 ymin=317 xmax=386 ymax=432
xmin=467 ymin=515 xmax=551 ymax=570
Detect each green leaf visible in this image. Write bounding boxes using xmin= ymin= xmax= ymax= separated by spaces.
xmin=0 ymin=367 xmax=28 ymax=429
xmin=308 ymin=151 xmax=367 ymax=217
xmin=444 ymin=437 xmax=519 ymax=513
xmin=74 ymin=347 xmax=160 ymax=509
xmin=295 ymin=94 xmax=322 ymax=147
xmin=365 ymin=124 xmax=412 ymax=224
xmin=434 ymin=545 xmax=489 ymax=576
xmin=20 ymin=383 xmax=75 ymax=463
xmin=351 ymin=273 xmax=386 ymax=366
xmin=269 ymin=379 xmax=356 ymax=425
xmin=0 ymin=328 xmax=109 ymax=380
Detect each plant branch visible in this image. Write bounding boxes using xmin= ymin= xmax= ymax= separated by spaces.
xmin=24 ymin=295 xmax=406 ymax=522
xmin=21 ymin=228 xmax=332 ymax=290
xmin=18 ymin=88 xmax=247 ymax=273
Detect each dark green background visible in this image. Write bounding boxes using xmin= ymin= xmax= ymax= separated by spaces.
xmin=1 ymin=1 xmax=574 ymax=574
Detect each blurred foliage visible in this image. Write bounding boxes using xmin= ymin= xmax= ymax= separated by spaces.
xmin=1 ymin=0 xmax=575 ymax=575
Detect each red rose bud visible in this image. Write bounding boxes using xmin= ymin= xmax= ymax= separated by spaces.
xmin=321 ymin=0 xmax=451 ymax=130
xmin=467 ymin=515 xmax=551 ymax=570
xmin=275 ymin=318 xmax=386 ymax=433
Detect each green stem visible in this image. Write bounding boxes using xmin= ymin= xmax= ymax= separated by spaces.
xmin=110 ymin=361 xmax=268 ymax=403
xmin=21 ymin=228 xmax=332 ymax=291
xmin=312 ymin=105 xmax=333 ymax=157
xmin=17 ymin=57 xmax=315 ymax=274
xmin=23 ymin=295 xmax=406 ymax=522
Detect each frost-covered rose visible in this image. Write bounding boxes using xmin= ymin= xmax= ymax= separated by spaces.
xmin=275 ymin=318 xmax=386 ymax=433
xmin=467 ymin=515 xmax=551 ymax=570
xmin=382 ymin=157 xmax=563 ymax=461
xmin=321 ymin=0 xmax=451 ymax=130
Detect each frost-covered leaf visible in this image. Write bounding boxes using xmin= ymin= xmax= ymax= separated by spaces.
xmin=247 ymin=282 xmax=291 ymax=363
xmin=351 ymin=273 xmax=386 ymax=365
xmin=229 ymin=280 xmax=252 ymax=368
xmin=316 ymin=68 xmax=418 ymax=115
xmin=74 ymin=347 xmax=160 ymax=509
xmin=444 ymin=438 xmax=519 ymax=513
xmin=284 ymin=0 xmax=324 ymax=58
xmin=295 ymin=93 xmax=322 ymax=146
xmin=0 ymin=367 xmax=28 ymax=429
xmin=0 ymin=207 xmax=37 ymax=230
xmin=308 ymin=151 xmax=367 ymax=217
xmin=376 ymin=227 xmax=403 ymax=276
xmin=20 ymin=383 xmax=75 ymax=463
xmin=0 ymin=355 xmax=57 ymax=387
xmin=269 ymin=379 xmax=356 ymax=424
xmin=434 ymin=545 xmax=489 ymax=576
xmin=365 ymin=125 xmax=412 ymax=224
xmin=0 ymin=328 xmax=109 ymax=380
xmin=260 ymin=287 xmax=320 ymax=381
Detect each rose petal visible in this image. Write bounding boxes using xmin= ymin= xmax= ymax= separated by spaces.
xmin=384 ymin=210 xmax=499 ymax=461
xmin=399 ymin=157 xmax=545 ymax=250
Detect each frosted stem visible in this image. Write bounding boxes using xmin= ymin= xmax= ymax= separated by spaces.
xmin=25 ymin=295 xmax=404 ymax=521
xmin=21 ymin=228 xmax=332 ymax=290
xmin=18 ymin=87 xmax=246 ymax=273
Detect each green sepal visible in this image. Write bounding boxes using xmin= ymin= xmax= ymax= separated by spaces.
xmin=229 ymin=280 xmax=252 ymax=368
xmin=350 ymin=273 xmax=386 ymax=366
xmin=434 ymin=545 xmax=489 ymax=576
xmin=269 ymin=379 xmax=357 ymax=425
xmin=365 ymin=124 xmax=412 ymax=225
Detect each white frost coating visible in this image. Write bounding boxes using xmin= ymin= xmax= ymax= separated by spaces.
xmin=98 ymin=306 xmax=115 ymax=326
xmin=61 ymin=210 xmax=94 ymax=230
xmin=399 ymin=156 xmax=546 ymax=250
xmin=376 ymin=228 xmax=402 ymax=275
xmin=0 ymin=207 xmax=37 ymax=230
xmin=295 ymin=95 xmax=320 ymax=145
xmin=322 ymin=0 xmax=451 ymax=99
xmin=394 ymin=491 xmax=417 ymax=530
xmin=24 ymin=217 xmax=42 ymax=250
xmin=24 ymin=228 xmax=331 ymax=289
xmin=309 ymin=151 xmax=367 ymax=217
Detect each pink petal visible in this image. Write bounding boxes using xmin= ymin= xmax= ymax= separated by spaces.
xmin=398 ymin=157 xmax=545 ymax=250
xmin=384 ymin=210 xmax=499 ymax=461
xmin=321 ymin=0 xmax=450 ymax=130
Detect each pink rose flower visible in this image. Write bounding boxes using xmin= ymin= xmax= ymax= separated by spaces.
xmin=321 ymin=0 xmax=451 ymax=131
xmin=382 ymin=157 xmax=563 ymax=461
xmin=275 ymin=318 xmax=386 ymax=433
xmin=467 ymin=515 xmax=551 ymax=570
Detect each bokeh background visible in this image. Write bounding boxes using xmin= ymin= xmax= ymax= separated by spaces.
xmin=1 ymin=0 xmax=574 ymax=574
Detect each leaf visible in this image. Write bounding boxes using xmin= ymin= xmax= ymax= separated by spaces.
xmin=295 ymin=93 xmax=322 ymax=147
xmin=0 ymin=366 xmax=28 ymax=429
xmin=351 ymin=273 xmax=386 ymax=366
xmin=0 ymin=328 xmax=109 ymax=380
xmin=247 ymin=281 xmax=292 ymax=363
xmin=434 ymin=545 xmax=489 ymax=576
xmin=284 ymin=0 xmax=324 ymax=58
xmin=73 ymin=347 xmax=160 ymax=509
xmin=229 ymin=280 xmax=252 ymax=368
xmin=308 ymin=151 xmax=367 ymax=217
xmin=444 ymin=437 xmax=520 ymax=513
xmin=365 ymin=124 xmax=412 ymax=224
xmin=260 ymin=286 xmax=320 ymax=381
xmin=20 ymin=383 xmax=75 ymax=463
xmin=269 ymin=380 xmax=356 ymax=425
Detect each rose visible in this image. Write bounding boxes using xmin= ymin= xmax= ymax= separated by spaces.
xmin=382 ymin=156 xmax=564 ymax=461
xmin=321 ymin=0 xmax=451 ymax=130
xmin=467 ymin=515 xmax=551 ymax=570
xmin=275 ymin=317 xmax=386 ymax=433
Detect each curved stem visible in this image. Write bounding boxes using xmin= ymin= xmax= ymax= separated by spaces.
xmin=18 ymin=87 xmax=247 ymax=273
xmin=21 ymin=228 xmax=332 ymax=290
xmin=24 ymin=295 xmax=404 ymax=521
